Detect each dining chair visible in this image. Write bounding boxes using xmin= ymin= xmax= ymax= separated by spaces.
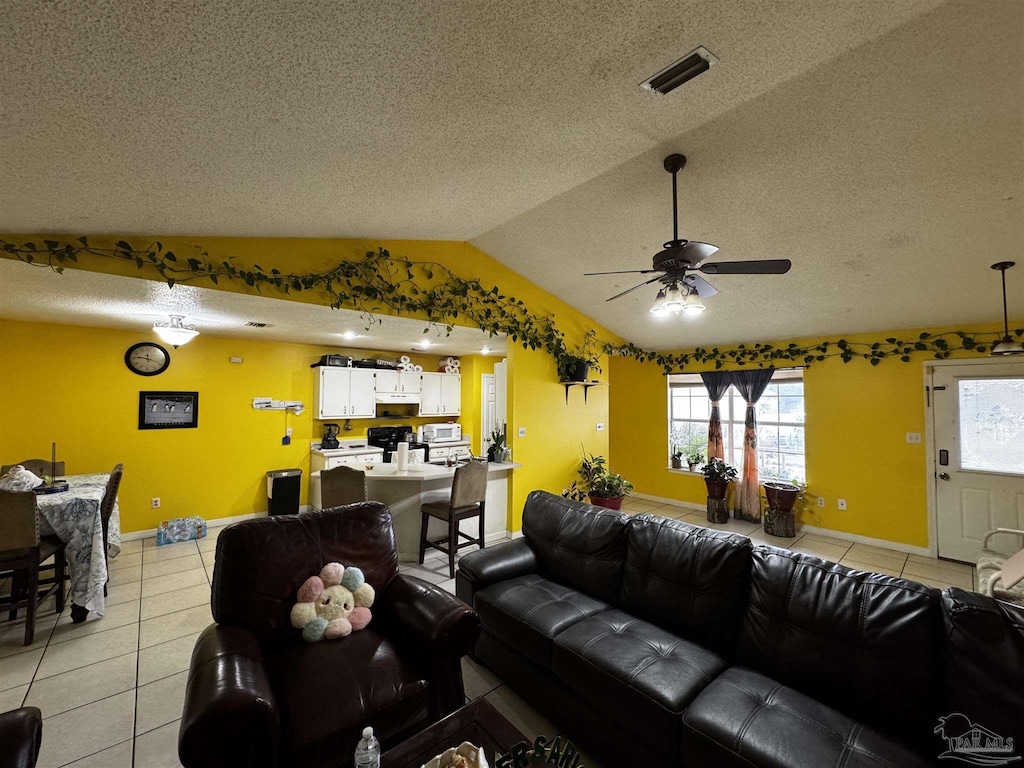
xmin=0 ymin=489 xmax=66 ymax=645
xmin=100 ymin=464 xmax=123 ymax=596
xmin=418 ymin=460 xmax=488 ymax=579
xmin=320 ymin=465 xmax=367 ymax=508
xmin=0 ymin=460 xmax=65 ymax=477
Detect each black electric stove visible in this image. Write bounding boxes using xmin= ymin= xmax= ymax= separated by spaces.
xmin=366 ymin=426 xmax=429 ymax=462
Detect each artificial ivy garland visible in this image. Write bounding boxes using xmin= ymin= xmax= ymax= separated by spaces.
xmin=3 ymin=237 xmax=1018 ymax=373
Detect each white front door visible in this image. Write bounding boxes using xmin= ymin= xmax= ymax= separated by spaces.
xmin=481 ymin=373 xmax=496 ymax=455
xmin=932 ymin=361 xmax=1024 ymax=562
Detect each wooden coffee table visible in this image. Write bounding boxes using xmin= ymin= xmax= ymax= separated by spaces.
xmin=382 ymin=698 xmax=527 ymax=767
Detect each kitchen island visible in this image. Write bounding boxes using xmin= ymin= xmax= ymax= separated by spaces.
xmin=310 ymin=461 xmax=519 ymax=561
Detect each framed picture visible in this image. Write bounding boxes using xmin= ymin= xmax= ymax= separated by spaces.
xmin=139 ymin=391 xmax=199 ymax=430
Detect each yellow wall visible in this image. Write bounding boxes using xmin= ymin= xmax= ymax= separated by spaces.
xmin=0 ymin=235 xmax=620 ymax=533
xmin=609 ymin=321 xmax=1014 ymax=549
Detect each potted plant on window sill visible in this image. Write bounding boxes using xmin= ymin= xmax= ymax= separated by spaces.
xmin=686 ymin=450 xmax=705 ymax=472
xmin=670 ymin=446 xmax=684 ymax=469
xmin=702 ymin=458 xmax=738 ymax=523
xmin=563 ymin=449 xmax=634 ymax=511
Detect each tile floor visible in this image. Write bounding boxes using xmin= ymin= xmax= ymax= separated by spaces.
xmin=0 ymin=506 xmax=975 ymax=767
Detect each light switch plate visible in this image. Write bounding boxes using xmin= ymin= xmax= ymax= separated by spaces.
xmin=517 ymin=427 xmax=526 ymax=438
xmin=906 ymin=432 xmax=922 ymax=444
xmin=816 ymin=496 xmax=825 ymax=508
xmin=596 ymin=423 xmax=605 ymax=431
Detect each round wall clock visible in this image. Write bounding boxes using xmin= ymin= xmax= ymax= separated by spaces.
xmin=125 ymin=342 xmax=170 ymax=376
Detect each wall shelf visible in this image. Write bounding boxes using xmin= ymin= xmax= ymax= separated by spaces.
xmin=560 ymin=380 xmax=607 ymax=404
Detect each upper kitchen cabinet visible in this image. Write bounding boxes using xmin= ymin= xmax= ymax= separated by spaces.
xmin=418 ymin=372 xmax=461 ymax=416
xmin=315 ymin=367 xmax=376 ymax=419
xmin=349 ymin=369 xmax=376 ymax=417
xmin=374 ymin=369 xmax=421 ymax=394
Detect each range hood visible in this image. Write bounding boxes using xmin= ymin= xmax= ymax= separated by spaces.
xmin=375 ymin=392 xmax=421 ymax=404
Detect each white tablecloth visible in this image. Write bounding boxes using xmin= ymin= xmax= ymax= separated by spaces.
xmin=36 ymin=473 xmax=122 ymax=615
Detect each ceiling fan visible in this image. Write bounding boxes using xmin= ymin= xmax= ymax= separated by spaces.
xmin=585 ymin=154 xmax=791 ymax=316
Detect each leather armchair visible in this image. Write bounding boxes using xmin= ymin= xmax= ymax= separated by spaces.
xmin=0 ymin=706 xmax=43 ymax=768
xmin=179 ymin=503 xmax=479 ymax=768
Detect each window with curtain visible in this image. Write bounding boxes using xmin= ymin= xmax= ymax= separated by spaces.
xmin=667 ymin=370 xmax=806 ymax=482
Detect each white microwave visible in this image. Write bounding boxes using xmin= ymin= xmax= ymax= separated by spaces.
xmin=420 ymin=423 xmax=462 ymax=443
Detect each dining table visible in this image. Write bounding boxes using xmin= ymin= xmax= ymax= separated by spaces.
xmin=35 ymin=472 xmax=121 ymax=618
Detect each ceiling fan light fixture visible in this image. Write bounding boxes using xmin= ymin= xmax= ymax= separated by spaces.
xmin=683 ymin=288 xmax=706 ymax=314
xmin=153 ymin=314 xmax=199 ymax=348
xmin=649 ymin=288 xmax=668 ymax=315
xmin=989 ymin=262 xmax=1023 ymax=356
xmin=663 ymin=284 xmax=686 ymax=312
xmin=640 ymin=47 xmax=719 ymax=95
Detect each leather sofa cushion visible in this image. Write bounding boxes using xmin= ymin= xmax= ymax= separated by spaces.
xmin=475 ymin=574 xmax=609 ymax=668
xmin=553 ymin=608 xmax=726 ymax=760
xmin=737 ymin=547 xmax=942 ymax=754
xmin=522 ymin=491 xmax=629 ymax=605
xmin=213 ymin=503 xmax=399 ymax=652
xmin=265 ymin=626 xmax=427 ymax=767
xmin=681 ymin=667 xmax=933 ymax=768
xmin=623 ymin=514 xmax=752 ymax=654
xmin=941 ymin=587 xmax=1024 ymax=752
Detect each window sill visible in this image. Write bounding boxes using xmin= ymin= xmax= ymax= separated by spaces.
xmin=666 ymin=466 xmax=704 ymax=477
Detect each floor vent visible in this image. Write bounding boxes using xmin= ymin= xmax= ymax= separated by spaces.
xmin=640 ymin=46 xmax=718 ymax=95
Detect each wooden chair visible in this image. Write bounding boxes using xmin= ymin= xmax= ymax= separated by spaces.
xmin=320 ymin=465 xmax=367 ymax=508
xmin=100 ymin=464 xmax=123 ymax=597
xmin=418 ymin=461 xmax=488 ymax=579
xmin=1 ymin=460 xmax=65 ymax=477
xmin=0 ymin=490 xmax=66 ymax=645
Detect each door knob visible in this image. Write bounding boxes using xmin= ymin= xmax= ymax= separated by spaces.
xmin=938 ymin=472 xmax=951 ymax=481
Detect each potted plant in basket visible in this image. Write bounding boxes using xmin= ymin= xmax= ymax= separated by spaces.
xmin=562 ymin=449 xmax=634 ymax=511
xmin=686 ymin=450 xmax=705 ymax=472
xmin=762 ymin=479 xmax=805 ymax=538
xmin=702 ymin=458 xmax=738 ymax=523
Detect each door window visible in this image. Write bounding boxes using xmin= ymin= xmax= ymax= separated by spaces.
xmin=957 ymin=378 xmax=1024 ymax=475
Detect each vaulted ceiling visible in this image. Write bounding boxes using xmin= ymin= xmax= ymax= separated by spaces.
xmin=1 ymin=0 xmax=1020 ymax=349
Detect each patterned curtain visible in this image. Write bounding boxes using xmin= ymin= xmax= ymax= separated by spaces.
xmin=731 ymin=368 xmax=775 ymax=522
xmin=700 ymin=372 xmax=733 ymax=461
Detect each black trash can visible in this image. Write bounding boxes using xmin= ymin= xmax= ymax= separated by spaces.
xmin=267 ymin=468 xmax=302 ymax=516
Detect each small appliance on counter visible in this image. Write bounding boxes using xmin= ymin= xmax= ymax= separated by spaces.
xmin=418 ymin=422 xmax=462 ymax=443
xmin=367 ymin=426 xmax=429 ymax=463
xmin=321 ymin=423 xmax=341 ymax=450
xmin=309 ymin=354 xmax=353 ymax=368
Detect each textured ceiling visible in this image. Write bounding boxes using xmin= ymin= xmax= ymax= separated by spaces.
xmin=474 ymin=0 xmax=1024 ymax=348
xmin=0 ymin=259 xmax=506 ymax=357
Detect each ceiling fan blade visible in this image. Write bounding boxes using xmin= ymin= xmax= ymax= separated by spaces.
xmin=699 ymin=259 xmax=792 ymax=275
xmin=584 ymin=269 xmax=659 ymax=276
xmin=683 ymin=274 xmax=719 ymax=298
xmin=679 ymin=241 xmax=719 ymax=264
xmin=605 ymin=276 xmax=664 ymax=302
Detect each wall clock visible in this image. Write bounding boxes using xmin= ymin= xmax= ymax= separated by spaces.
xmin=125 ymin=342 xmax=170 ymax=376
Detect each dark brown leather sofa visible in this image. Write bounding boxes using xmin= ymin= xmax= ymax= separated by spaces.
xmin=178 ymin=503 xmax=479 ymax=768
xmin=0 ymin=706 xmax=42 ymax=768
xmin=456 ymin=491 xmax=1024 ymax=768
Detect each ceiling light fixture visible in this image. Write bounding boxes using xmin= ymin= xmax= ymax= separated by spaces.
xmin=340 ymin=331 xmax=360 ymax=340
xmin=153 ymin=315 xmax=199 ymax=348
xmin=418 ymin=339 xmax=433 ymax=349
xmin=683 ymin=286 xmax=706 ymax=314
xmin=481 ymin=346 xmax=491 ymax=354
xmin=649 ymin=288 xmax=668 ymax=316
xmin=640 ymin=47 xmax=719 ymax=95
xmin=990 ymin=262 xmax=1024 ymax=356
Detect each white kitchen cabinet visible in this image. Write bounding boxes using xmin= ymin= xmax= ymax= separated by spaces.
xmin=400 ymin=371 xmax=422 ymax=394
xmin=418 ymin=372 xmax=460 ymax=416
xmin=374 ymin=370 xmax=421 ymax=395
xmin=316 ymin=367 xmax=376 ymax=419
xmin=374 ymin=369 xmax=400 ymax=393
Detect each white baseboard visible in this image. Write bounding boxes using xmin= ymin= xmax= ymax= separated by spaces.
xmin=631 ymin=492 xmax=930 ymax=556
xmin=119 ymin=507 xmax=302 ymax=541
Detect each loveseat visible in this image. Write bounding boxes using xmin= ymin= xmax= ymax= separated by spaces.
xmin=179 ymin=503 xmax=480 ymax=768
xmin=456 ymin=491 xmax=1024 ymax=768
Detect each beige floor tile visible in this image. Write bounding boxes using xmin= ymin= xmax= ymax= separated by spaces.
xmin=838 ymin=558 xmax=904 ymax=578
xmin=142 ymin=568 xmax=209 ymax=598
xmin=138 ymin=633 xmax=201 ymax=687
xmin=901 ymin=560 xmax=973 ymax=589
xmin=142 ymin=554 xmax=204 ymax=581
xmin=136 ymin=670 xmax=188 ymax=735
xmin=117 ymin=539 xmax=143 ymax=555
xmin=749 ymin=528 xmax=802 ymax=548
xmin=438 ymin=578 xmax=456 ymax=595
xmin=486 ymin=685 xmax=556 ymax=743
xmin=0 ymin=648 xmax=43 ymax=691
xmin=703 ymin=517 xmax=761 ymax=536
xmin=402 ymin=563 xmax=449 ymax=585
xmin=845 ymin=543 xmax=908 ymax=571
xmin=791 ymin=540 xmax=851 ymax=563
xmin=35 ymin=624 xmax=138 ymax=680
xmin=25 ymin=652 xmax=137 ymax=718
xmin=105 ymin=580 xmax=143 ymax=608
xmin=657 ymin=504 xmax=696 ymax=519
xmin=462 ymin=657 xmax=501 ymax=700
xmin=140 ymin=604 xmax=213 ymax=649
xmin=108 ymin=565 xmax=143 ymax=586
xmin=680 ymin=512 xmax=708 ymax=526
xmin=200 ymin=549 xmax=216 ymax=570
xmin=0 ymin=614 xmax=58 ymax=659
xmin=50 ymin=600 xmax=141 ymax=645
xmin=144 ymin=541 xmax=200 ymax=564
xmin=141 ymin=584 xmax=210 ymax=621
xmin=63 ymin=739 xmax=133 ymax=768
xmin=622 ymin=499 xmax=664 ymax=512
xmin=800 ymin=533 xmax=854 ymax=548
xmin=134 ymin=719 xmax=184 ymax=768
xmin=903 ymin=574 xmax=960 ymax=590
xmin=907 ymin=554 xmax=974 ymax=575
xmin=36 ymin=689 xmax=135 ymax=768
xmin=0 ymin=683 xmax=28 ymax=711
xmin=108 ymin=551 xmax=143 ymax=571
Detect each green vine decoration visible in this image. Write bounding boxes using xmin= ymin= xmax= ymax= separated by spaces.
xmin=3 ymin=237 xmax=1019 ymax=373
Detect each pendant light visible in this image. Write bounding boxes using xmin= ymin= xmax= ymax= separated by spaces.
xmin=649 ymin=288 xmax=668 ymax=316
xmin=153 ymin=315 xmax=199 ymax=348
xmin=683 ymin=286 xmax=706 ymax=314
xmin=990 ymin=262 xmax=1023 ymax=356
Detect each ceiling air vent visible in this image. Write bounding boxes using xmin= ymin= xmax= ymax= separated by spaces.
xmin=245 ymin=321 xmax=270 ymax=328
xmin=640 ymin=46 xmax=719 ymax=95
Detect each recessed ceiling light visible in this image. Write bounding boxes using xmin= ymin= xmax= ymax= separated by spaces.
xmin=419 ymin=339 xmax=433 ymax=349
xmin=339 ymin=331 xmax=360 ymax=340
xmin=640 ymin=46 xmax=718 ymax=95
xmin=481 ymin=346 xmax=491 ymax=354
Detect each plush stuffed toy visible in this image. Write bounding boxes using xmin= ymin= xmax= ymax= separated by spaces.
xmin=290 ymin=562 xmax=376 ymax=642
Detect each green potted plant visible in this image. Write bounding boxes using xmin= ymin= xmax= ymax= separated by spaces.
xmin=701 ymin=458 xmax=738 ymax=523
xmin=686 ymin=450 xmax=705 ymax=472
xmin=487 ymin=423 xmax=507 ymax=462
xmin=762 ymin=479 xmax=805 ymax=538
xmin=556 ymin=331 xmax=602 ymax=383
xmin=670 ymin=445 xmax=684 ymax=469
xmin=566 ymin=449 xmax=634 ymax=510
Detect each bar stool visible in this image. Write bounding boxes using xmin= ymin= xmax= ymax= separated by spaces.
xmin=418 ymin=461 xmax=488 ymax=579
xmin=321 ymin=465 xmax=368 ymax=508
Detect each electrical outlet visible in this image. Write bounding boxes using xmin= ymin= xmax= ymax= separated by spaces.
xmin=906 ymin=432 xmax=921 ymax=444
xmin=837 ymin=498 xmax=848 ymax=511
xmin=596 ymin=422 xmax=605 ymax=431
xmin=816 ymin=496 xmax=825 ymax=508
xmin=151 ymin=497 xmax=161 ymax=509
xmin=517 ymin=427 xmax=526 ymax=438
xmin=286 ymin=426 xmax=294 ymax=437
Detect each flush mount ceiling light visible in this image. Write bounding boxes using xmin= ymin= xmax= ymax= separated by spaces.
xmin=480 ymin=346 xmax=491 ymax=354
xmin=418 ymin=339 xmax=433 ymax=349
xmin=640 ymin=46 xmax=719 ymax=95
xmin=339 ymin=331 xmax=361 ymax=340
xmin=153 ymin=315 xmax=198 ymax=348
xmin=990 ymin=262 xmax=1024 ymax=356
